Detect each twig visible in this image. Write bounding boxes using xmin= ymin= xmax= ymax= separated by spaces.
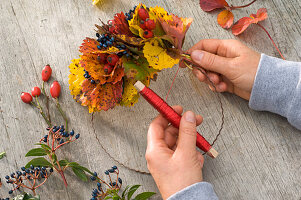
xmin=231 ymin=0 xmax=257 ymax=9
xmin=55 ymin=98 xmax=68 ymax=132
xmin=256 ymin=23 xmax=285 ymax=60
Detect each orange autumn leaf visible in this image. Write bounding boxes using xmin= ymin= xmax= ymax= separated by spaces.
xmin=217 ymin=10 xmax=234 ymax=29
xmin=80 ymin=79 xmax=123 ymax=112
xmin=232 ymin=8 xmax=268 ymax=35
xmin=79 ymin=38 xmax=99 ymax=55
xmin=80 ymin=54 xmax=124 ymax=85
xmin=200 ymin=0 xmax=229 ymax=11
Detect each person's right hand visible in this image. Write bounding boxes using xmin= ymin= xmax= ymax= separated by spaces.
xmin=182 ymin=39 xmax=261 ymax=100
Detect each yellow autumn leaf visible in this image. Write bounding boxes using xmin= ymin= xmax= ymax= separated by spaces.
xmin=149 ymin=6 xmax=173 ymax=22
xmin=68 ymin=58 xmax=85 ymax=98
xmin=143 ymin=39 xmax=180 ymax=70
xmin=120 ymin=78 xmax=139 ymax=107
xmin=92 ymin=0 xmax=101 ymax=5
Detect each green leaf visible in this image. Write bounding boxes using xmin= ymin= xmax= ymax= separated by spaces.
xmin=68 ymin=162 xmax=93 ymax=175
xmin=58 ymin=159 xmax=69 ymax=166
xmin=35 ymin=143 xmax=52 ymax=151
xmin=112 ymin=195 xmax=120 ymax=200
xmin=104 ymin=197 xmax=113 ymax=200
xmin=25 ymin=157 xmax=52 ymax=168
xmin=51 ymin=153 xmax=57 ymax=163
xmin=25 ymin=148 xmax=48 ymax=157
xmin=127 ymin=185 xmax=141 ymax=200
xmin=122 ymin=57 xmax=158 ymax=82
xmin=13 ymin=193 xmax=40 ymax=200
xmin=72 ymin=167 xmax=88 ymax=182
xmin=122 ymin=185 xmax=130 ymax=198
xmin=0 ymin=151 xmax=6 ymax=159
xmin=134 ymin=192 xmax=156 ymax=200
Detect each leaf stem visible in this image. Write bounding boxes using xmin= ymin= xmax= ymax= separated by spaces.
xmin=31 ymin=100 xmax=52 ymax=127
xmin=231 ymin=0 xmax=257 ymax=9
xmin=55 ymin=98 xmax=68 ymax=132
xmin=56 ymin=160 xmax=68 ymax=187
xmin=41 ymin=81 xmax=51 ymax=125
xmin=256 ymin=23 xmax=285 ymax=60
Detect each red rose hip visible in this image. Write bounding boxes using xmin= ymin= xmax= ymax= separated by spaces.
xmin=50 ymin=81 xmax=61 ymax=98
xmin=139 ymin=20 xmax=147 ymax=30
xmin=103 ymin=63 xmax=113 ymax=74
xmin=97 ymin=53 xmax=108 ymax=64
xmin=21 ymin=92 xmax=32 ymax=104
xmin=42 ymin=64 xmax=52 ymax=82
xmin=31 ymin=87 xmax=41 ymax=97
xmin=145 ymin=19 xmax=156 ymax=30
xmin=107 ymin=54 xmax=119 ymax=66
xmin=138 ymin=8 xmax=149 ymax=21
xmin=143 ymin=30 xmax=153 ymax=39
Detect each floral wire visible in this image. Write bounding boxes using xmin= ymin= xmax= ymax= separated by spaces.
xmin=182 ymin=58 xmax=225 ymax=152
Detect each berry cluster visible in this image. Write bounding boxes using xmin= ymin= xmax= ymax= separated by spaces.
xmin=90 ymin=166 xmax=122 ymax=200
xmin=84 ymin=69 xmax=96 ymax=84
xmin=125 ymin=6 xmax=137 ymax=21
xmin=95 ymin=53 xmax=120 ymax=75
xmin=138 ymin=8 xmax=156 ymax=39
xmin=43 ymin=125 xmax=79 ymax=151
xmin=4 ymin=165 xmax=53 ymax=195
xmin=96 ymin=33 xmax=115 ymax=49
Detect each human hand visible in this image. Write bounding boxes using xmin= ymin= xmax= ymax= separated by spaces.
xmin=146 ymin=106 xmax=204 ymax=200
xmin=182 ymin=39 xmax=261 ymax=100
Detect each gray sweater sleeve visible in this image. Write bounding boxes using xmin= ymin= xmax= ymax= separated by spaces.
xmin=249 ymin=54 xmax=301 ymax=130
xmin=167 ymin=182 xmax=218 ymax=200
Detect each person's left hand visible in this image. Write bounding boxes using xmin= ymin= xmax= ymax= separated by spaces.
xmin=145 ymin=105 xmax=204 ymax=200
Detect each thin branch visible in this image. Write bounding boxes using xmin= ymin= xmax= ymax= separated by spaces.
xmin=231 ymin=0 xmax=257 ymax=9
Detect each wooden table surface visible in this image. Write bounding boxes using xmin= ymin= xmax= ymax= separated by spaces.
xmin=0 ymin=0 xmax=300 ymax=199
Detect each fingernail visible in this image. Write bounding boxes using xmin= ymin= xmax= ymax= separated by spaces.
xmin=185 ymin=111 xmax=196 ymax=123
xmin=191 ymin=51 xmax=204 ymax=62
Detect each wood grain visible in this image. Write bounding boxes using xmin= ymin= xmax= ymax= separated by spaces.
xmin=0 ymin=0 xmax=300 ymax=199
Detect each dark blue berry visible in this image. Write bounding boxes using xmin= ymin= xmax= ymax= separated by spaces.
xmin=5 ymin=175 xmax=9 ymax=179
xmin=42 ymin=167 xmax=46 ymax=171
xmin=118 ymin=177 xmax=122 ymax=184
xmin=91 ymin=80 xmax=95 ymax=84
xmin=22 ymin=172 xmax=26 ymax=176
xmin=65 ymin=132 xmax=69 ymax=137
xmin=60 ymin=140 xmax=64 ymax=144
xmin=75 ymin=134 xmax=80 ymax=139
xmin=43 ymin=138 xmax=47 ymax=142
xmin=112 ymin=166 xmax=117 ymax=170
xmin=93 ymin=189 xmax=98 ymax=194
xmin=97 ymin=182 xmax=101 ymax=187
xmin=30 ymin=165 xmax=34 ymax=170
xmin=123 ymin=51 xmax=127 ymax=55
xmin=90 ymin=176 xmax=96 ymax=181
xmin=110 ymin=37 xmax=115 ymax=42
xmin=44 ymin=135 xmax=48 ymax=138
xmin=96 ymin=33 xmax=100 ymax=37
xmin=126 ymin=53 xmax=130 ymax=57
xmin=70 ymin=130 xmax=75 ymax=136
xmin=27 ymin=175 xmax=31 ymax=179
xmin=93 ymin=172 xmax=97 ymax=177
xmin=25 ymin=169 xmax=30 ymax=173
xmin=91 ymin=198 xmax=96 ymax=200
xmin=108 ymin=169 xmax=115 ymax=173
xmin=103 ymin=44 xmax=107 ymax=48
xmin=112 ymin=182 xmax=116 ymax=186
xmin=97 ymin=45 xmax=101 ymax=50
xmin=50 ymin=168 xmax=53 ymax=172
xmin=104 ymin=170 xmax=109 ymax=175
xmin=8 ymin=190 xmax=13 ymax=194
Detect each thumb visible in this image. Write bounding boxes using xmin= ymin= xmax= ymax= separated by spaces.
xmin=191 ymin=50 xmax=232 ymax=76
xmin=176 ymin=111 xmax=197 ymax=154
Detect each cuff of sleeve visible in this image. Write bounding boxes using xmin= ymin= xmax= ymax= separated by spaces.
xmin=167 ymin=182 xmax=218 ymax=200
xmin=249 ymin=54 xmax=301 ymax=121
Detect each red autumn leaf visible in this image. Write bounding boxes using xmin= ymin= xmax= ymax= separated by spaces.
xmin=217 ymin=10 xmax=234 ymax=29
xmin=200 ymin=0 xmax=229 ymax=11
xmin=109 ymin=12 xmax=134 ymax=36
xmin=232 ymin=8 xmax=268 ymax=35
xmin=79 ymin=38 xmax=99 ymax=55
xmin=159 ymin=14 xmax=193 ymax=49
xmin=80 ymin=79 xmax=123 ymax=111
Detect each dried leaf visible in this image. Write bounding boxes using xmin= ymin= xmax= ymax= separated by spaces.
xmin=68 ymin=58 xmax=85 ymax=98
xmin=232 ymin=8 xmax=268 ymax=35
xmin=80 ymin=79 xmax=123 ymax=112
xmin=200 ymin=0 xmax=229 ymax=12
xmin=217 ymin=10 xmax=234 ymax=29
xmin=115 ymin=34 xmax=145 ymax=46
xmin=143 ymin=39 xmax=180 ymax=70
xmin=79 ymin=38 xmax=99 ymax=55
